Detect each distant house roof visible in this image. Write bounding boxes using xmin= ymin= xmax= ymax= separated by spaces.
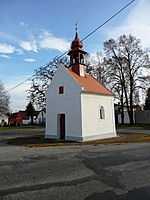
xmin=9 ymin=113 xmax=18 ymax=119
xmin=65 ymin=67 xmax=114 ymax=96
xmin=114 ymin=104 xmax=142 ymax=111
xmin=18 ymin=111 xmax=29 ymax=119
xmin=132 ymin=105 xmax=142 ymax=111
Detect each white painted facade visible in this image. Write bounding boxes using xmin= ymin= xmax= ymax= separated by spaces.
xmin=45 ymin=65 xmax=116 ymax=141
xmin=34 ymin=110 xmax=46 ymax=125
xmin=46 ymin=65 xmax=82 ymax=140
xmin=115 ymin=105 xmax=136 ymax=124
xmin=22 ymin=119 xmax=31 ymax=125
xmin=81 ymin=93 xmax=116 ymax=141
xmin=0 ymin=113 xmax=8 ymax=126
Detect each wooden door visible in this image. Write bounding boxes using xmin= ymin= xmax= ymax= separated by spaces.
xmin=60 ymin=114 xmax=65 ymax=139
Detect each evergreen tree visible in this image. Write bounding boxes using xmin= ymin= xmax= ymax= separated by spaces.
xmin=144 ymin=88 xmax=150 ymax=110
xmin=26 ymin=101 xmax=35 ymax=124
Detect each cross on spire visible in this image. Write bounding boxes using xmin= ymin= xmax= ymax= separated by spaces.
xmin=75 ymin=22 xmax=78 ymax=33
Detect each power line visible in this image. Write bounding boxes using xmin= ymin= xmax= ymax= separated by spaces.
xmin=7 ymin=0 xmax=135 ymax=92
xmin=81 ymin=0 xmax=135 ymax=42
xmin=6 ymin=75 xmax=35 ymax=92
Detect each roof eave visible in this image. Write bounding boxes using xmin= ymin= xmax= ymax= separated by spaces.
xmin=81 ymin=90 xmax=115 ymax=97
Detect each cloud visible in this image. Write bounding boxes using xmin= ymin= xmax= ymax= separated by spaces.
xmin=39 ymin=31 xmax=70 ymax=52
xmin=19 ymin=28 xmax=39 ymax=53
xmin=0 ymin=32 xmax=18 ymax=42
xmin=24 ymin=58 xmax=35 ymax=62
xmin=0 ymin=26 xmax=70 ymax=55
xmin=0 ymin=43 xmax=16 ymax=53
xmin=0 ymin=54 xmax=11 ymax=59
xmin=106 ymin=0 xmax=150 ymax=48
xmin=20 ymin=22 xmax=28 ymax=27
xmin=0 ymin=33 xmax=23 ymax=54
xmin=19 ymin=41 xmax=38 ymax=52
xmin=16 ymin=49 xmax=23 ymax=55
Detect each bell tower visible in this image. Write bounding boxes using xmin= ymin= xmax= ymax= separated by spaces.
xmin=68 ymin=24 xmax=87 ymax=77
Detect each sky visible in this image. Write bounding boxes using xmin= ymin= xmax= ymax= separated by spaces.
xmin=0 ymin=0 xmax=150 ymax=112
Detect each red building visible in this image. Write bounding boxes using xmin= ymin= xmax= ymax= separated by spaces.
xmin=8 ymin=110 xmax=40 ymax=126
xmin=9 ymin=111 xmax=29 ymax=126
xmin=8 ymin=113 xmax=18 ymax=126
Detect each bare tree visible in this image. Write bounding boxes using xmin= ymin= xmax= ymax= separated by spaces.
xmin=143 ymin=88 xmax=150 ymax=110
xmin=103 ymin=34 xmax=150 ymax=124
xmin=28 ymin=56 xmax=69 ymax=109
xmin=85 ymin=52 xmax=111 ymax=87
xmin=0 ymin=80 xmax=10 ymax=114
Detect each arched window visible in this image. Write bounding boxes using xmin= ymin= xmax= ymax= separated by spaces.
xmin=100 ymin=106 xmax=105 ymax=120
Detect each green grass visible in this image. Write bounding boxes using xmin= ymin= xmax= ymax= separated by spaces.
xmin=117 ymin=124 xmax=150 ymax=130
xmin=7 ymin=133 xmax=150 ymax=148
xmin=0 ymin=125 xmax=43 ymax=130
xmin=2 ymin=124 xmax=150 ymax=148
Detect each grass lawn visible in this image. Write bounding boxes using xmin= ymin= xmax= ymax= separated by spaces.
xmin=7 ymin=133 xmax=150 ymax=148
xmin=117 ymin=124 xmax=150 ymax=130
xmin=0 ymin=125 xmax=44 ymax=130
xmin=3 ymin=124 xmax=150 ymax=147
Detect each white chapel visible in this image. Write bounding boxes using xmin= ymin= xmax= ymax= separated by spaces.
xmin=45 ymin=29 xmax=116 ymax=141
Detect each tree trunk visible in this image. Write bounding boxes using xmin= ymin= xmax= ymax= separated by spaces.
xmin=120 ymin=91 xmax=124 ymax=124
xmin=129 ymin=72 xmax=134 ymax=125
xmin=123 ymin=85 xmax=131 ymax=124
xmin=121 ymin=107 xmax=124 ymax=124
xmin=31 ymin=116 xmax=34 ymax=125
xmin=129 ymin=90 xmax=134 ymax=125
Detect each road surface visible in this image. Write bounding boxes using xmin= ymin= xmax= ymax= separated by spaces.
xmin=0 ymin=128 xmax=150 ymax=200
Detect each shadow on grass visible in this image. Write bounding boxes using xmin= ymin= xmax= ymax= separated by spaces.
xmin=7 ymin=135 xmax=79 ymax=147
xmin=7 ymin=133 xmax=150 ymax=148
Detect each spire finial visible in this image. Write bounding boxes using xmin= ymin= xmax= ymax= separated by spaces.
xmin=75 ymin=22 xmax=78 ymax=33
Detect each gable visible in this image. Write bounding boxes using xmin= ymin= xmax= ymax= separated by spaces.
xmin=17 ymin=111 xmax=29 ymax=119
xmin=17 ymin=112 xmax=22 ymax=120
xmin=46 ymin=64 xmax=83 ymax=97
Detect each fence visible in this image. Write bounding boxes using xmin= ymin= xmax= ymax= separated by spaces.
xmin=135 ymin=110 xmax=150 ymax=124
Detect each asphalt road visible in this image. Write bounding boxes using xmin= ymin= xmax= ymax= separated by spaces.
xmin=0 ymin=129 xmax=150 ymax=200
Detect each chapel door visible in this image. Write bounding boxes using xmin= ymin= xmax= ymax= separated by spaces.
xmin=60 ymin=114 xmax=65 ymax=139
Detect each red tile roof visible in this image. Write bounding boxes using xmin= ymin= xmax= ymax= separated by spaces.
xmin=65 ymin=67 xmax=114 ymax=96
xmin=18 ymin=111 xmax=28 ymax=119
xmin=9 ymin=113 xmax=18 ymax=119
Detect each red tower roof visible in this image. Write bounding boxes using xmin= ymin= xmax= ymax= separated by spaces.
xmin=68 ymin=25 xmax=86 ymax=55
xmin=71 ymin=31 xmax=83 ymax=50
xmin=65 ymin=67 xmax=114 ymax=96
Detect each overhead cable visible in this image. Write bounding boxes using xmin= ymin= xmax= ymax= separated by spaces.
xmin=7 ymin=0 xmax=135 ymax=92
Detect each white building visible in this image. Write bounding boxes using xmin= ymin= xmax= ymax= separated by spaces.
xmin=45 ymin=30 xmax=116 ymax=141
xmin=34 ymin=110 xmax=46 ymax=125
xmin=0 ymin=112 xmax=8 ymax=126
